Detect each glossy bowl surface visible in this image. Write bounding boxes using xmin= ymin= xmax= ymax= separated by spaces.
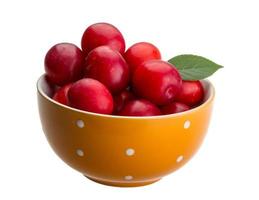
xmin=37 ymin=75 xmax=215 ymax=187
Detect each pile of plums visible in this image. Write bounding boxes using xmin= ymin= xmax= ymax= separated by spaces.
xmin=45 ymin=22 xmax=204 ymax=116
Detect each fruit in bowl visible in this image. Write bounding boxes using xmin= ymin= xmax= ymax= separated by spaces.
xmin=68 ymin=78 xmax=114 ymax=114
xmin=44 ymin=43 xmax=84 ymax=86
xmin=83 ymin=45 xmax=129 ymax=94
xmin=132 ymin=60 xmax=182 ymax=105
xmin=124 ymin=42 xmax=161 ymax=76
xmin=37 ymin=76 xmax=215 ymax=187
xmin=118 ymin=99 xmax=161 ymax=116
xmin=38 ymin=22 xmax=222 ymax=187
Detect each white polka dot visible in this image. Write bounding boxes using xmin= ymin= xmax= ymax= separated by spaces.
xmin=124 ymin=175 xmax=133 ymax=180
xmin=76 ymin=120 xmax=85 ymax=128
xmin=184 ymin=120 xmax=191 ymax=129
xmin=125 ymin=148 xmax=135 ymax=156
xmin=176 ymin=155 xmax=184 ymax=163
xmin=76 ymin=149 xmax=84 ymax=157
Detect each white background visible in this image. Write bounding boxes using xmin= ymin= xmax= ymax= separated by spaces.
xmin=0 ymin=0 xmax=259 ymax=199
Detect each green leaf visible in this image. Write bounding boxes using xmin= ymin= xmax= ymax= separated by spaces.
xmin=168 ymin=54 xmax=223 ymax=80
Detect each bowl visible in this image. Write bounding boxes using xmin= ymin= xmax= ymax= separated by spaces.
xmin=37 ymin=75 xmax=215 ymax=187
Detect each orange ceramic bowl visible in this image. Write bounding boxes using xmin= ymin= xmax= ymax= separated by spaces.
xmin=37 ymin=75 xmax=215 ymax=187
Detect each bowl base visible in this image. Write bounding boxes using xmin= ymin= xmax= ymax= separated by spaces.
xmin=85 ymin=176 xmax=161 ymax=187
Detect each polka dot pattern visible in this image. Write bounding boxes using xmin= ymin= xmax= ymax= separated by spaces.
xmin=76 ymin=120 xmax=85 ymax=128
xmin=124 ymin=175 xmax=133 ymax=180
xmin=76 ymin=149 xmax=84 ymax=157
xmin=184 ymin=120 xmax=191 ymax=129
xmin=176 ymin=155 xmax=184 ymax=163
xmin=125 ymin=148 xmax=135 ymax=156
xmin=73 ymin=118 xmax=190 ymax=181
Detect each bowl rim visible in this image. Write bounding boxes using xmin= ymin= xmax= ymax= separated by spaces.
xmin=37 ymin=75 xmax=215 ymax=120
